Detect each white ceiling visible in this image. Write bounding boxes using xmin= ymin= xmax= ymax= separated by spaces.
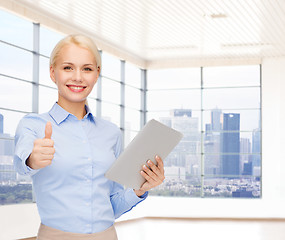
xmin=3 ymin=0 xmax=285 ymax=68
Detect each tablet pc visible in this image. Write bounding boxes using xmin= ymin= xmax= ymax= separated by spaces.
xmin=105 ymin=119 xmax=183 ymax=189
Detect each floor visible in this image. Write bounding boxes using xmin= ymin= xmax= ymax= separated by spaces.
xmin=115 ymin=217 xmax=285 ymax=240
xmin=19 ymin=218 xmax=285 ymax=240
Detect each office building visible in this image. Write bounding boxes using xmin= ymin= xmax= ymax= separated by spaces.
xmin=252 ymin=128 xmax=261 ymax=168
xmin=221 ymin=113 xmax=240 ymax=177
xmin=0 ymin=114 xmax=3 ymax=134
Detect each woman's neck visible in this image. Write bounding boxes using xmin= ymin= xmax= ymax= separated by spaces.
xmin=57 ymin=100 xmax=87 ymax=120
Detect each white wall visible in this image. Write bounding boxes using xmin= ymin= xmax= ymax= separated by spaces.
xmin=1 ymin=57 xmax=285 ymax=240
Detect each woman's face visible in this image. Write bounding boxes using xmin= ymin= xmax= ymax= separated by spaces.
xmin=50 ymin=43 xmax=99 ymax=107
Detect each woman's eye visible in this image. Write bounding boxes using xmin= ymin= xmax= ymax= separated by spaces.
xmin=64 ymin=66 xmax=72 ymax=70
xmin=83 ymin=67 xmax=93 ymax=71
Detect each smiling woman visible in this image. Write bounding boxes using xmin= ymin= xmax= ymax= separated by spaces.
xmin=13 ymin=34 xmax=165 ymax=240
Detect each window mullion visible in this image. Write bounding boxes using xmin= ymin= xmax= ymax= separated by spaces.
xmin=32 ymin=23 xmax=40 ymax=113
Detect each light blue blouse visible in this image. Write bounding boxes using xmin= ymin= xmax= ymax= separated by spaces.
xmin=14 ymin=103 xmax=147 ymax=234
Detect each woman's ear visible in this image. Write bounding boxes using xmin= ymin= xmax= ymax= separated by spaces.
xmin=50 ymin=65 xmax=56 ymax=84
xmin=97 ymin=66 xmax=100 ymax=77
xmin=95 ymin=66 xmax=100 ymax=83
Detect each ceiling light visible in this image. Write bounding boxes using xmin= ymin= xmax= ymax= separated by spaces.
xmin=210 ymin=13 xmax=227 ymax=19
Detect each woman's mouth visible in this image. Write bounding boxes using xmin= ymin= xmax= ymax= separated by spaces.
xmin=67 ymin=85 xmax=86 ymax=93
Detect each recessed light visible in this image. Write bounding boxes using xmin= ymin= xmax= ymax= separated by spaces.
xmin=222 ymin=43 xmax=272 ymax=48
xmin=210 ymin=13 xmax=227 ymax=19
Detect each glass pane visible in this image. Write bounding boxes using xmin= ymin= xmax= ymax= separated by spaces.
xmin=0 ymin=9 xmax=33 ymax=50
xmin=101 ymin=52 xmax=120 ymax=81
xmin=204 ymin=131 xmax=261 ymax=154
xmin=102 ymin=78 xmax=121 ymax=104
xmin=101 ymin=102 xmax=120 ymax=127
xmin=148 ymin=68 xmax=201 ymax=89
xmin=125 ymin=108 xmax=140 ymax=131
xmin=203 ymin=65 xmax=260 ymax=88
xmin=0 ymin=183 xmax=33 ymax=204
xmin=39 ymin=56 xmax=55 ymax=87
xmin=0 ymin=109 xmax=26 ymax=136
xmin=147 ymin=110 xmax=202 ymax=132
xmin=0 ymin=137 xmax=33 ymax=204
xmin=147 ymin=89 xmax=201 ymax=111
xmin=203 ymin=109 xmax=261 ymax=132
xmin=150 ymin=163 xmax=201 ymax=198
xmin=40 ymin=26 xmax=64 ymax=56
xmin=147 ymin=111 xmax=174 ymax=121
xmin=125 ymin=62 xmax=141 ymax=88
xmin=0 ymin=76 xmax=32 ymax=112
xmin=202 ymin=87 xmax=260 ymax=109
xmin=203 ymin=176 xmax=261 ymax=198
xmin=86 ymin=98 xmax=97 ymax=114
xmin=125 ymin=86 xmax=141 ymax=110
xmin=206 ymin=131 xmax=248 ymax=154
xmin=0 ymin=42 xmax=33 ymax=81
xmin=124 ymin=129 xmax=138 ymax=147
xmin=89 ymin=78 xmax=98 ymax=99
xmin=165 ymin=153 xmax=201 ymax=175
xmin=39 ymin=86 xmax=58 ymax=113
xmin=204 ymin=153 xmax=261 ymax=176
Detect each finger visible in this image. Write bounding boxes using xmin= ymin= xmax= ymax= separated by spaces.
xmin=155 ymin=155 xmax=164 ymax=171
xmin=44 ymin=121 xmax=52 ymax=139
xmin=140 ymin=170 xmax=153 ymax=183
xmin=143 ymin=164 xmax=159 ymax=181
xmin=41 ymin=147 xmax=55 ymax=155
xmin=41 ymin=155 xmax=54 ymax=161
xmin=147 ymin=159 xmax=164 ymax=177
xmin=147 ymin=160 xmax=160 ymax=174
xmin=147 ymin=159 xmax=165 ymax=182
xmin=38 ymin=160 xmax=52 ymax=168
xmin=41 ymin=139 xmax=54 ymax=147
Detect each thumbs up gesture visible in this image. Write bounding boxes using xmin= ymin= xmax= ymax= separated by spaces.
xmin=27 ymin=122 xmax=55 ymax=170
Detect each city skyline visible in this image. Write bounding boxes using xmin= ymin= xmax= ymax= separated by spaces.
xmin=153 ymin=107 xmax=261 ymax=198
xmin=0 ymin=104 xmax=261 ymax=202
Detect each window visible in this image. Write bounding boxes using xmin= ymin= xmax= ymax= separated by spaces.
xmin=202 ymin=65 xmax=261 ymax=198
xmin=39 ymin=26 xmax=64 ymax=57
xmin=0 ymin=9 xmax=34 ymax=204
xmin=0 ymin=42 xmax=33 ymax=81
xmin=124 ymin=62 xmax=142 ymax=145
xmin=0 ymin=10 xmax=64 ymax=205
xmin=100 ymin=52 xmax=121 ymax=126
xmin=0 ymin=9 xmax=33 ymax=50
xmin=147 ymin=66 xmax=261 ymax=198
xmin=0 ymin=8 xmax=261 ymax=205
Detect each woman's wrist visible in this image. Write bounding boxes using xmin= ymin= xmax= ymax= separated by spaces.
xmin=134 ymin=189 xmax=146 ymax=197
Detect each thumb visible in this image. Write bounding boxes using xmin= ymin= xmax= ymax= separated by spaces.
xmin=44 ymin=121 xmax=52 ymax=139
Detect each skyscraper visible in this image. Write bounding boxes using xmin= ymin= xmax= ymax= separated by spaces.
xmin=160 ymin=109 xmax=200 ymax=175
xmin=240 ymin=138 xmax=252 ymax=175
xmin=204 ymin=109 xmax=222 ymax=175
xmin=221 ymin=113 xmax=240 ymax=177
xmin=252 ymin=128 xmax=261 ymax=176
xmin=0 ymin=114 xmax=3 ymax=134
xmin=211 ymin=108 xmax=222 ymax=131
xmin=172 ymin=109 xmax=192 ymax=118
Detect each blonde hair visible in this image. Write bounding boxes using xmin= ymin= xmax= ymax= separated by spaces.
xmin=49 ymin=34 xmax=101 ymax=73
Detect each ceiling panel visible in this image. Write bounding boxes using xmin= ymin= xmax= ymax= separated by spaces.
xmin=3 ymin=0 xmax=285 ymax=68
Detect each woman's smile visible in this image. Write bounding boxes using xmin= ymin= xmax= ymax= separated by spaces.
xmin=66 ymin=84 xmax=87 ymax=92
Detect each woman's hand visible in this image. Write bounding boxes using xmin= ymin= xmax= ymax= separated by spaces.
xmin=134 ymin=155 xmax=165 ymax=197
xmin=27 ymin=122 xmax=55 ymax=170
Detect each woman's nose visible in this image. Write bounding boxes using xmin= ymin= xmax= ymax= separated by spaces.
xmin=72 ymin=69 xmax=82 ymax=82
